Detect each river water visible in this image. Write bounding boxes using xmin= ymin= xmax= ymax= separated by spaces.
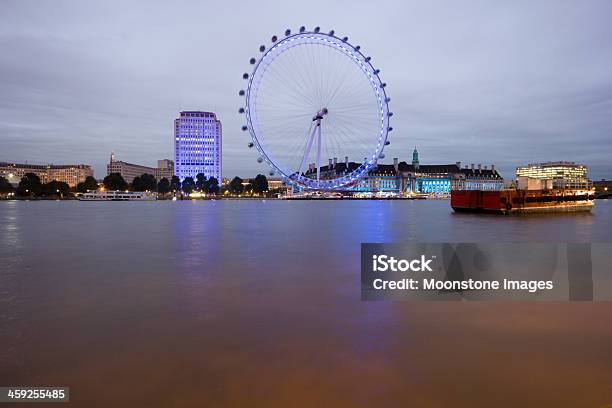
xmin=1 ymin=199 xmax=611 ymax=407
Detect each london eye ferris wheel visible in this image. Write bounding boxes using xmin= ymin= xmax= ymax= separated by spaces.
xmin=239 ymin=26 xmax=392 ymax=189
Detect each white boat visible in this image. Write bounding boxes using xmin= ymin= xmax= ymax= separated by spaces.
xmin=79 ymin=191 xmax=157 ymax=201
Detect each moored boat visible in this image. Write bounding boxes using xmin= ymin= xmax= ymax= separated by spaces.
xmin=451 ymin=178 xmax=594 ymax=214
xmin=79 ymin=191 xmax=157 ymax=201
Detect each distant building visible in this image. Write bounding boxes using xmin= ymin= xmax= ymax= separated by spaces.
xmin=174 ymin=111 xmax=222 ymax=182
xmin=266 ymin=177 xmax=287 ymax=192
xmin=0 ymin=161 xmax=93 ymax=187
xmin=155 ymin=159 xmax=174 ymax=181
xmin=303 ymin=149 xmax=502 ymax=195
xmin=516 ymin=161 xmax=588 ymax=187
xmin=106 ymin=153 xmax=174 ymax=183
xmin=593 ymin=179 xmax=611 ymax=198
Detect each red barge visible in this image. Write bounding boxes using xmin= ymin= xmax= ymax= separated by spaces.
xmin=451 ymin=177 xmax=595 ymax=214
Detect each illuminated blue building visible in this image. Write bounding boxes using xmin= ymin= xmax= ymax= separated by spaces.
xmin=174 ymin=111 xmax=222 ymax=182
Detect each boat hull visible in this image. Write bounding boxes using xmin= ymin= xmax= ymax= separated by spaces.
xmin=451 ymin=189 xmax=594 ymax=214
xmin=79 ymin=191 xmax=157 ymax=201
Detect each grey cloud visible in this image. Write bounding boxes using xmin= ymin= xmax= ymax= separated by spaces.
xmin=1 ymin=0 xmax=611 ymax=179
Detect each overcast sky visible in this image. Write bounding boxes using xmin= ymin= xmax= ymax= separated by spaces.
xmin=1 ymin=0 xmax=611 ymax=179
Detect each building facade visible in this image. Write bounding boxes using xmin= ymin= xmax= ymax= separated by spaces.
xmin=302 ymin=149 xmax=503 ymax=196
xmin=0 ymin=162 xmax=93 ymax=187
xmin=106 ymin=153 xmax=174 ymax=183
xmin=155 ymin=159 xmax=174 ymax=181
xmin=266 ymin=177 xmax=288 ymax=192
xmin=174 ymin=111 xmax=222 ymax=182
xmin=515 ymin=161 xmax=587 ymax=187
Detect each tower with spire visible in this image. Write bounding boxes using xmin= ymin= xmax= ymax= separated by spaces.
xmin=412 ymin=147 xmax=419 ymax=170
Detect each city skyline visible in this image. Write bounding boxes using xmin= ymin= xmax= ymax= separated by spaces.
xmin=2 ymin=0 xmax=612 ymax=179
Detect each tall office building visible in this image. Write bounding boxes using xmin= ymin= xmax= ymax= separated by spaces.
xmin=174 ymin=111 xmax=222 ymax=181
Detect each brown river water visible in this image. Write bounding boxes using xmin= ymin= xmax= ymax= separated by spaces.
xmin=1 ymin=199 xmax=611 ymax=407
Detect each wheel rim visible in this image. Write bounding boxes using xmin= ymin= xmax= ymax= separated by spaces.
xmin=241 ymin=31 xmax=390 ymax=189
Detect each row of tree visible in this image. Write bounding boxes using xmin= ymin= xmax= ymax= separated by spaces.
xmin=173 ymin=173 xmax=220 ymax=195
xmin=0 ymin=173 xmax=71 ymax=197
xmin=102 ymin=173 xmax=221 ymax=195
xmin=227 ymin=174 xmax=269 ymax=195
xmin=0 ymin=172 xmax=274 ymax=198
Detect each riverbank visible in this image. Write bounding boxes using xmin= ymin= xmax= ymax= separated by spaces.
xmin=3 ymin=195 xmax=608 ymax=202
xmin=0 ymin=195 xmax=434 ymax=201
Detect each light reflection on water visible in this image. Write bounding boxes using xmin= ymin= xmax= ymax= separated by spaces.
xmin=0 ymin=199 xmax=611 ymax=407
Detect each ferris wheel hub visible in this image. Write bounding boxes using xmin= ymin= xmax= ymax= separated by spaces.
xmin=312 ymin=108 xmax=329 ymax=122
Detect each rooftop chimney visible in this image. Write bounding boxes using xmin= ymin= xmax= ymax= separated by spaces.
xmin=491 ymin=164 xmax=495 ymax=172
xmin=333 ymin=157 xmax=337 ymax=166
xmin=471 ymin=163 xmax=475 ymax=171
xmin=484 ymin=165 xmax=488 ymax=170
xmin=345 ymin=156 xmax=349 ymax=167
xmin=478 ymin=163 xmax=482 ymax=171
xmin=393 ymin=157 xmax=399 ymax=172
xmin=328 ymin=158 xmax=332 ymax=168
xmin=456 ymin=161 xmax=461 ymax=168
